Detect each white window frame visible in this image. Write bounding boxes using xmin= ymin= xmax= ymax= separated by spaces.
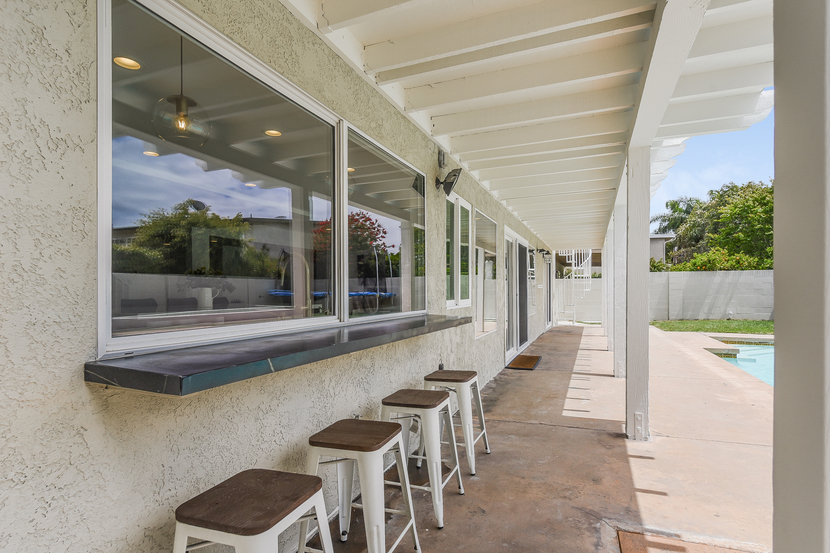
xmin=446 ymin=193 xmax=472 ymax=309
xmin=473 ymin=210 xmax=498 ymax=339
xmin=97 ymin=0 xmax=426 ymax=357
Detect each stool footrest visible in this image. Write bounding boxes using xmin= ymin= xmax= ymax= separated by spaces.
xmin=186 ymin=541 xmax=214 ymax=552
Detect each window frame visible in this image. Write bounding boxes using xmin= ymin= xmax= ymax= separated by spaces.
xmin=97 ymin=0 xmax=426 ymax=357
xmin=446 ymin=192 xmax=472 ymax=309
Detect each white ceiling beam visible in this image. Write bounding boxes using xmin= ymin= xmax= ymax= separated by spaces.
xmin=432 ymin=85 xmax=639 ymax=137
xmin=661 ymin=89 xmax=773 ymax=126
xmin=671 ymin=61 xmax=773 ymax=101
xmin=478 ymin=153 xmax=625 ymax=181
xmin=629 ymin=0 xmax=711 ymax=148
xmin=655 ymin=107 xmax=772 ymax=139
xmin=489 ymin=167 xmax=620 ymax=192
xmin=687 ymin=16 xmax=772 ymax=60
xmin=453 ymin=112 xmax=633 ymax=154
xmin=495 ymin=179 xmax=619 ymax=200
xmin=374 ymin=11 xmax=655 ymax=83
xmin=363 ymin=0 xmax=656 ymax=72
xmin=467 ymin=145 xmax=626 ymax=172
xmin=503 ymin=191 xmax=618 ymax=207
xmin=405 ymin=42 xmax=648 ymax=111
xmin=318 ymin=0 xmax=434 ymax=32
xmin=460 ymin=133 xmax=628 ymax=163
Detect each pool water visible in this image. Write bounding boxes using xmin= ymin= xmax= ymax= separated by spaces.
xmin=722 ymin=344 xmax=774 ymax=386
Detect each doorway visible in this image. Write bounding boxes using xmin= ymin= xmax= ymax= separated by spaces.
xmin=505 ymin=227 xmax=530 ymax=363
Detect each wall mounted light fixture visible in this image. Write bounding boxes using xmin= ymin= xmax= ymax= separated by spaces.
xmin=435 ymin=168 xmax=462 ymax=196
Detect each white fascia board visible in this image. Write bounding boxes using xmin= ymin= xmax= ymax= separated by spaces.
xmin=363 ymin=0 xmax=657 ymax=72
xmin=478 ymin=153 xmax=625 ymax=182
xmin=432 ymin=85 xmax=639 ymax=137
xmin=489 ymin=167 xmax=621 ymax=192
xmin=468 ymin=145 xmax=626 ymax=172
xmin=672 ymin=61 xmax=773 ymax=101
xmin=629 ymin=0 xmax=712 ymax=148
xmin=374 ymin=11 xmax=655 ymax=83
xmin=460 ymin=133 xmax=629 ymax=163
xmin=452 ymin=112 xmax=633 ymax=154
xmin=319 ymin=0 xmax=434 ymax=32
xmin=405 ymin=42 xmax=648 ymax=111
xmin=661 ymin=90 xmax=771 ymax=126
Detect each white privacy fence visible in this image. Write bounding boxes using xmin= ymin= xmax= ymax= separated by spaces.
xmin=556 ymin=270 xmax=774 ymax=324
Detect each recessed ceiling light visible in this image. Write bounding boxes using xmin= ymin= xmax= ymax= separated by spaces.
xmin=113 ymin=56 xmax=141 ymax=70
xmin=347 ymin=167 xmax=356 ymax=173
xmin=143 ymin=151 xmax=160 ymax=157
xmin=264 ymin=129 xmax=282 ymax=137
xmin=245 ymin=183 xmax=257 ymax=187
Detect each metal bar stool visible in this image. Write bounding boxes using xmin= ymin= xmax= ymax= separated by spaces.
xmin=423 ymin=370 xmax=491 ymax=475
xmin=173 ymin=469 xmax=334 ymax=553
xmin=300 ymin=419 xmax=421 ymax=553
xmin=380 ymin=389 xmax=465 ymax=529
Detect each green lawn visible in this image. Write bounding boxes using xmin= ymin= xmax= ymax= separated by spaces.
xmin=650 ymin=319 xmax=774 ymax=334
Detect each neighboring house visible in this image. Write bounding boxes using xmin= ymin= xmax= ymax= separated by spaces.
xmin=650 ymin=234 xmax=674 ymax=263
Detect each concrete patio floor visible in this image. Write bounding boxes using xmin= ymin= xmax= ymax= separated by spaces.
xmin=309 ymin=325 xmax=772 ymax=553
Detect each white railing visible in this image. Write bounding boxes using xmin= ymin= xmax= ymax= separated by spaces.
xmin=556 ymin=249 xmax=592 ymax=324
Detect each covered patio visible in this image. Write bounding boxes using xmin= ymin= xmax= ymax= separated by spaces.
xmin=308 ymin=325 xmax=772 ymax=552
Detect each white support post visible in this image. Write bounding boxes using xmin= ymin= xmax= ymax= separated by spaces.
xmin=626 ymin=146 xmax=650 ymax=441
xmin=773 ymin=1 xmax=830 ymax=549
xmin=605 ymin=217 xmax=615 ymax=347
xmin=601 ymin=237 xmax=608 ymax=337
xmin=613 ymin=187 xmax=627 ymax=378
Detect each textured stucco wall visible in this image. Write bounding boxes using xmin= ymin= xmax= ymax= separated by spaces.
xmin=0 ymin=1 xmax=551 ymax=551
xmin=648 ymin=271 xmax=774 ymax=321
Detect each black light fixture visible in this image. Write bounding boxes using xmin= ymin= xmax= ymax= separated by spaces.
xmin=152 ymin=37 xmax=211 ymax=148
xmin=538 ymin=249 xmax=553 ymax=262
xmin=435 ymin=168 xmax=462 ymax=196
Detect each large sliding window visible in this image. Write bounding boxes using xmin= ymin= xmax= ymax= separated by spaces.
xmin=347 ymin=131 xmax=426 ymax=317
xmin=101 ymin=0 xmax=425 ymax=355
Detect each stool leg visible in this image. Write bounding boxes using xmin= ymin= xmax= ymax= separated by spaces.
xmin=394 ymin=436 xmax=422 ymax=552
xmin=172 ymin=524 xmax=188 ymax=553
xmin=443 ymin=407 xmax=465 ymax=495
xmin=456 ymin=384 xmax=477 ymax=475
xmin=337 ymin=459 xmax=356 ymax=542
xmin=313 ymin=492 xmax=336 ymax=553
xmin=356 ymin=453 xmax=386 ymax=553
xmin=473 ymin=381 xmax=491 ymax=454
xmin=421 ymin=408 xmax=444 ymax=528
xmin=299 ymin=451 xmax=322 ymax=552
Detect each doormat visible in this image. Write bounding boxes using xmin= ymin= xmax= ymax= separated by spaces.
xmin=618 ymin=531 xmax=752 ymax=553
xmin=506 ymin=354 xmax=541 ymax=370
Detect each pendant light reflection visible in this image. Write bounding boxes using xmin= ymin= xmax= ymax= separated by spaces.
xmin=152 ymin=36 xmax=211 ymax=148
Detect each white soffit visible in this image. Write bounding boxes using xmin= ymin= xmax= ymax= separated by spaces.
xmin=278 ymin=0 xmax=773 ymax=250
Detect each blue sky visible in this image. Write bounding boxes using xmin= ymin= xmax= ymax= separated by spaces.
xmin=649 ymin=107 xmax=774 ymax=231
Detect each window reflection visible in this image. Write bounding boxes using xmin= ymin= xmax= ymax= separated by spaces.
xmin=347 ymin=131 xmax=426 ymax=317
xmin=111 ymin=0 xmax=334 ymax=336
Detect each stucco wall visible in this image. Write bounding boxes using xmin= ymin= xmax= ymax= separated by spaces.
xmin=0 ymin=1 xmax=550 ymax=551
xmin=648 ymin=271 xmax=774 ymax=321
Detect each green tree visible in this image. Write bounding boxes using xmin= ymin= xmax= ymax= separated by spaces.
xmin=650 ymin=196 xmax=701 ymax=234
xmin=707 ymin=181 xmax=773 ymax=261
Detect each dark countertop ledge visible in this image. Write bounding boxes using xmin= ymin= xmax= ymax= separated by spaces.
xmin=84 ymin=314 xmax=472 ymax=396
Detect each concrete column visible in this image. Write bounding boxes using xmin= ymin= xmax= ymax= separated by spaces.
xmin=773 ymin=1 xmax=830 ymax=549
xmin=400 ymin=221 xmax=413 ymax=311
xmin=613 ymin=195 xmax=627 ymax=378
xmin=601 ymin=237 xmax=608 ymax=336
xmin=291 ymin=189 xmax=311 ymax=318
xmin=626 ymin=147 xmax=650 ymax=441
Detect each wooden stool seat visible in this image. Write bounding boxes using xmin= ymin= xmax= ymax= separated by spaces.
xmin=382 ymin=389 xmax=450 ymax=409
xmin=308 ymin=419 xmax=401 ymax=452
xmin=175 ymin=469 xmax=323 ymax=536
xmin=424 ymin=370 xmax=477 ymax=383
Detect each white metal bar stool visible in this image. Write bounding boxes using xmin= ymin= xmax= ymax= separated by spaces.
xmin=173 ymin=469 xmax=334 ymax=553
xmin=300 ymin=419 xmax=421 ymax=553
xmin=423 ymin=370 xmax=491 ymax=475
xmin=380 ymin=389 xmax=465 ymax=528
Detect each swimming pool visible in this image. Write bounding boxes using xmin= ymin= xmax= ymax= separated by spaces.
xmin=722 ymin=344 xmax=774 ymax=386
